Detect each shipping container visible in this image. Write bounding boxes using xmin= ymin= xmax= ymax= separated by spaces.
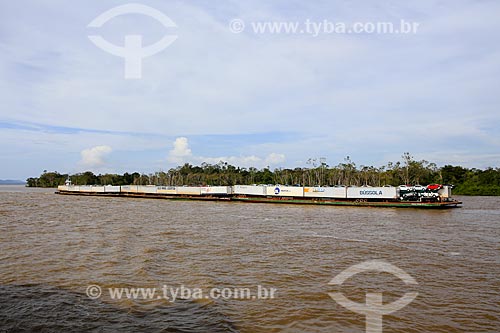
xmin=201 ymin=186 xmax=232 ymax=195
xmin=78 ymin=185 xmax=93 ymax=192
xmin=265 ymin=186 xmax=303 ymax=197
xmin=135 ymin=186 xmax=157 ymax=194
xmin=157 ymin=186 xmax=177 ymax=194
xmin=120 ymin=185 xmax=138 ymax=193
xmin=104 ymin=185 xmax=121 ymax=193
xmin=233 ymin=185 xmax=267 ymax=196
xmin=90 ymin=186 xmax=105 ymax=193
xmin=304 ymin=187 xmax=346 ymax=198
xmin=346 ymin=187 xmax=398 ymax=199
xmin=62 ymin=185 xmax=80 ymax=192
xmin=176 ymin=186 xmax=202 ymax=195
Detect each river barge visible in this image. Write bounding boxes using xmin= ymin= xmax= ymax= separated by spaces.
xmin=56 ymin=184 xmax=462 ymax=208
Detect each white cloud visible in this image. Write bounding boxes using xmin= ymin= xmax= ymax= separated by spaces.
xmin=167 ymin=137 xmax=193 ymax=164
xmin=80 ymin=145 xmax=112 ymax=168
xmin=167 ymin=137 xmax=285 ymax=168
xmin=265 ymin=152 xmax=286 ymax=165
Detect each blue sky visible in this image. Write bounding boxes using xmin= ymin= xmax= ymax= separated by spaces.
xmin=1 ymin=0 xmax=500 ymax=179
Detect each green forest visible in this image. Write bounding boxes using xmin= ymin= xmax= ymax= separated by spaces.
xmin=26 ymin=153 xmax=500 ymax=195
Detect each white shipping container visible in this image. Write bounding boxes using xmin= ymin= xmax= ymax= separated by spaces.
xmin=104 ymin=185 xmax=121 ymax=193
xmin=121 ymin=185 xmax=140 ymax=192
xmin=233 ymin=185 xmax=267 ymax=196
xmin=90 ymin=186 xmax=105 ymax=193
xmin=346 ymin=187 xmax=398 ymax=199
xmin=265 ymin=186 xmax=303 ymax=197
xmin=176 ymin=186 xmax=202 ymax=195
xmin=201 ymin=186 xmax=232 ymax=195
xmin=157 ymin=186 xmax=177 ymax=194
xmin=63 ymin=185 xmax=80 ymax=192
xmin=136 ymin=186 xmax=157 ymax=194
xmin=79 ymin=185 xmax=93 ymax=192
xmin=304 ymin=187 xmax=346 ymax=198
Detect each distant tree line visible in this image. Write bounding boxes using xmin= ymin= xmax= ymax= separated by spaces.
xmin=26 ymin=153 xmax=500 ymax=195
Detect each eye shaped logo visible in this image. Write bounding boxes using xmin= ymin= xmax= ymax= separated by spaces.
xmin=88 ymin=3 xmax=178 ymax=79
xmin=328 ymin=260 xmax=418 ymax=333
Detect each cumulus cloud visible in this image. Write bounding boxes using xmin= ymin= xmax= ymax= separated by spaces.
xmin=265 ymin=152 xmax=286 ymax=165
xmin=80 ymin=145 xmax=112 ymax=168
xmin=168 ymin=137 xmax=192 ymax=161
xmin=167 ymin=137 xmax=285 ymax=168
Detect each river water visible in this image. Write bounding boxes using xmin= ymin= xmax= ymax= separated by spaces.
xmin=0 ymin=186 xmax=498 ymax=332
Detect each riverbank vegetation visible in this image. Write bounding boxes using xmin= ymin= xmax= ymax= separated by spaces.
xmin=26 ymin=153 xmax=500 ymax=195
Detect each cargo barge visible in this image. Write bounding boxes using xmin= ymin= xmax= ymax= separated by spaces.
xmin=56 ymin=184 xmax=462 ymax=208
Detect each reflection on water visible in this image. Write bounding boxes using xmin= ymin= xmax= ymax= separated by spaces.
xmin=0 ymin=186 xmax=499 ymax=332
